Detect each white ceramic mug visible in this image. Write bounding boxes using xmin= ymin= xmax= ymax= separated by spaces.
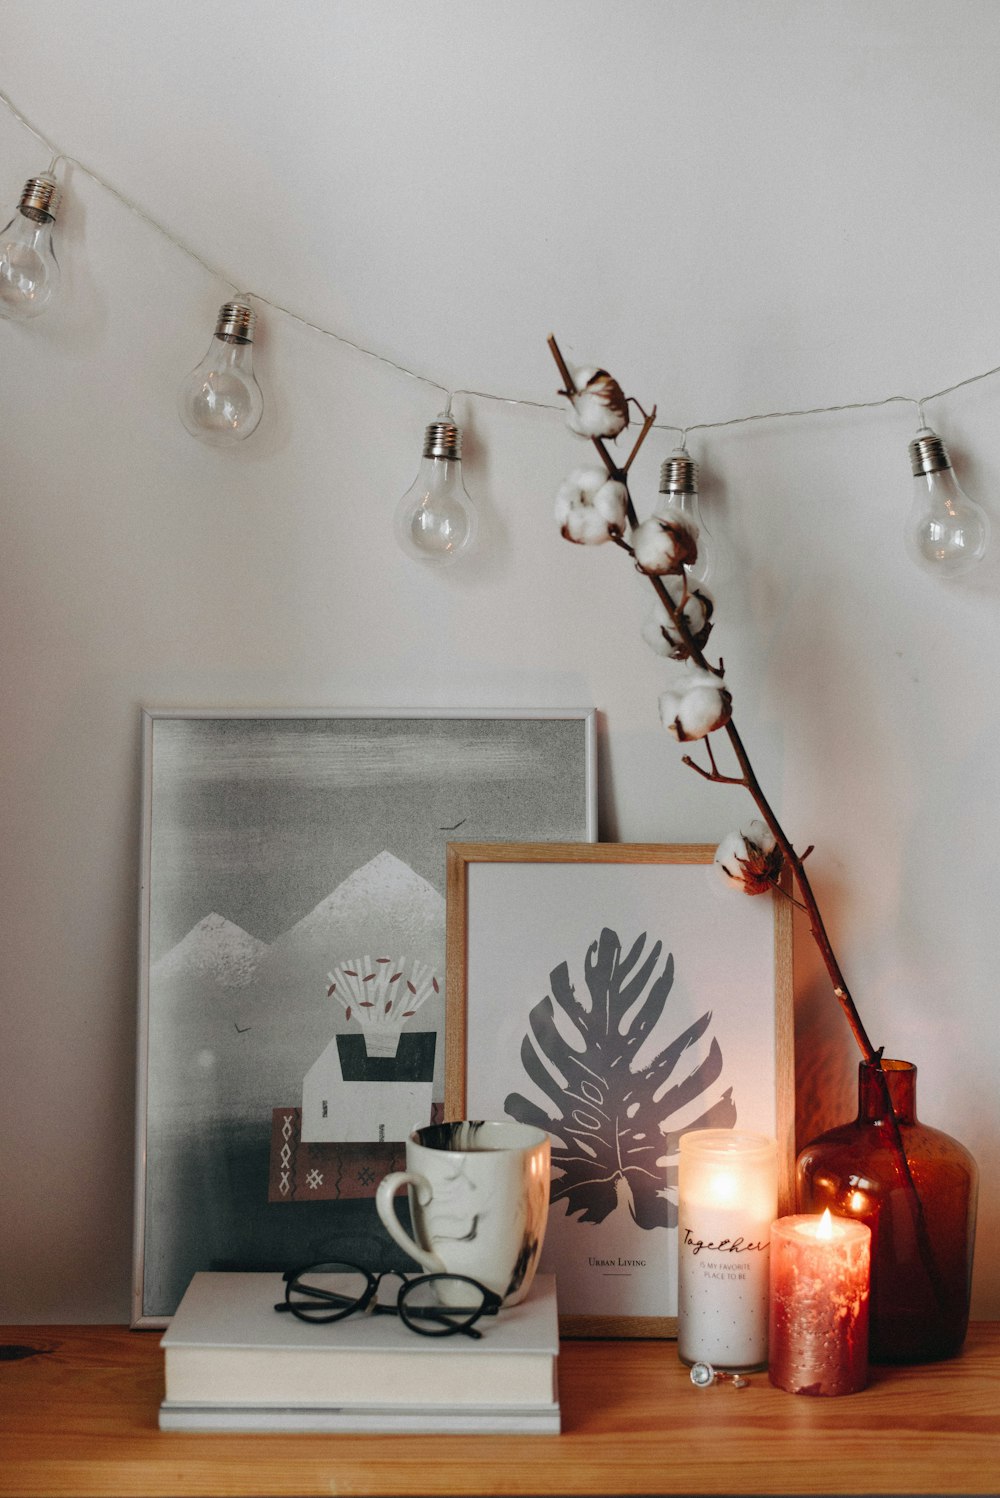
xmin=375 ymin=1120 xmax=551 ymax=1305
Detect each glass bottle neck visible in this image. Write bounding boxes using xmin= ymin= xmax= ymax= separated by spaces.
xmin=857 ymin=1059 xmax=917 ymax=1125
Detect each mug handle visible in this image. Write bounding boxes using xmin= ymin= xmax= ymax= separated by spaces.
xmin=375 ymin=1170 xmax=447 ymax=1274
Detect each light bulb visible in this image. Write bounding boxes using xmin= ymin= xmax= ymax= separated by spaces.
xmin=394 ymin=411 xmax=478 ymax=563
xmin=0 ymin=175 xmax=61 ymax=321
xmin=178 ymin=301 xmax=263 ymax=446
xmin=654 ymin=448 xmax=714 ymax=585
xmin=907 ymin=427 xmax=990 ymax=576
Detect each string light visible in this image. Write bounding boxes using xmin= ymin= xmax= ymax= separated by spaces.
xmin=654 ymin=448 xmax=715 ymax=586
xmin=0 ymin=85 xmax=995 ymax=572
xmin=178 ymin=300 xmax=263 ymax=446
xmin=0 ymin=160 xmax=61 ymax=321
xmin=906 ymin=427 xmax=990 ymax=576
xmin=394 ymin=401 xmax=479 ymax=564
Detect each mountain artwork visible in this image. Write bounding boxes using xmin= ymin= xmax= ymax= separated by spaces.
xmin=135 ymin=709 xmax=595 ymax=1324
xmin=141 ymin=851 xmax=445 ymax=1319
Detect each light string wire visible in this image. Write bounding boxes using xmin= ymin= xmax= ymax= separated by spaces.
xmin=5 ymin=84 xmax=1000 ymax=444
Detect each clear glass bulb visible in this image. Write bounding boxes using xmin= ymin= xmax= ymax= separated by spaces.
xmin=0 ymin=175 xmax=61 ymax=322
xmin=178 ymin=301 xmax=263 ymax=446
xmin=653 ymin=448 xmax=714 ymax=585
xmin=907 ymin=427 xmax=990 ymax=577
xmin=394 ymin=412 xmax=478 ymax=563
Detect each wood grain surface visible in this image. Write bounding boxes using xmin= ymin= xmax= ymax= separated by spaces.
xmin=2 ymin=1323 xmax=999 ymax=1496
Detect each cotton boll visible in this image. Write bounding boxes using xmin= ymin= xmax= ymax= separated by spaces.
xmin=714 ymin=820 xmax=783 ymax=894
xmin=715 ymin=831 xmax=751 ymax=888
xmin=632 ymin=516 xmax=699 ymax=575
xmin=743 ymin=819 xmax=776 ymax=855
xmin=554 ymin=466 xmax=604 ymax=518
xmin=676 ymin=684 xmax=730 ymax=739
xmin=662 ymin=574 xmax=711 ymax=634
xmin=641 ymin=578 xmax=714 ymax=659
xmin=567 ymin=505 xmax=618 ymax=544
xmin=658 ymin=667 xmax=732 ymax=741
xmin=555 ymin=467 xmax=618 ymax=545
xmin=632 ymin=519 xmax=675 ymax=573
xmin=593 ymin=478 xmax=628 ymax=531
xmin=565 ymin=366 xmax=629 ymax=439
xmin=641 ymin=608 xmax=675 ymax=657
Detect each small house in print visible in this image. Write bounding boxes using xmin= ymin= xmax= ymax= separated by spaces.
xmin=301 ymin=955 xmax=439 ymax=1143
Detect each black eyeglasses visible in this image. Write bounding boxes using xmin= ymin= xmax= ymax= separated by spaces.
xmin=275 ymin=1260 xmax=502 ymax=1339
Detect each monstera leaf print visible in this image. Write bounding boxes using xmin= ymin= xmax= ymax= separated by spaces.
xmin=505 ymin=927 xmax=735 ymax=1230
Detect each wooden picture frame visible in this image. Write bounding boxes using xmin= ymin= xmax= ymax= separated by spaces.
xmin=445 ymin=842 xmax=794 ymax=1338
xmin=132 ymin=709 xmax=596 ymax=1326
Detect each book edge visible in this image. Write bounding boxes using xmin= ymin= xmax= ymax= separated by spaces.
xmin=158 ymin=1399 xmax=561 ymax=1434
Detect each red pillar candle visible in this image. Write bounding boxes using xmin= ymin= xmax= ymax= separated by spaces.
xmin=769 ymin=1209 xmax=871 ymax=1396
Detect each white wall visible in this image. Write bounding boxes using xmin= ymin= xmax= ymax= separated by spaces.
xmin=2 ymin=0 xmax=998 ymax=1320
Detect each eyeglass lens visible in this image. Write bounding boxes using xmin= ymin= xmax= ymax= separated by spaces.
xmin=398 ymin=1275 xmax=490 ymax=1336
xmin=284 ymin=1262 xmax=491 ymax=1335
xmin=285 ymin=1262 xmax=370 ymax=1321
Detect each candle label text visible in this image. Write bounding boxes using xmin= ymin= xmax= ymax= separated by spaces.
xmin=587 ymin=1257 xmax=647 ymax=1268
xmin=681 ymin=1226 xmax=769 ymax=1257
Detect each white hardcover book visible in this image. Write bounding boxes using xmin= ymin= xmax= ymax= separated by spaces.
xmin=158 ymin=1397 xmax=561 ymax=1434
xmin=160 ymin=1272 xmax=559 ymax=1410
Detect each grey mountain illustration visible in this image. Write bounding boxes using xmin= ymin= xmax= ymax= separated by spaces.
xmin=505 ymin=926 xmax=735 ymax=1231
xmin=147 ymin=851 xmax=445 ymax=1121
xmin=265 ymin=849 xmax=444 ymax=973
xmin=151 ymin=913 xmax=269 ymax=990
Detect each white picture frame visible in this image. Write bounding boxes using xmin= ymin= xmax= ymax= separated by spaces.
xmin=445 ymin=842 xmax=794 ymax=1338
xmin=133 ymin=708 xmax=596 ymax=1326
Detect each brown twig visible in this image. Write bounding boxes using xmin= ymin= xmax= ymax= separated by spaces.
xmin=547 ymin=332 xmax=948 ymax=1309
xmin=623 ymin=407 xmax=658 ymax=474
xmin=681 ymin=756 xmax=743 ymax=786
xmin=770 ymin=879 xmax=809 ymax=913
xmin=681 ymin=737 xmax=745 ymax=786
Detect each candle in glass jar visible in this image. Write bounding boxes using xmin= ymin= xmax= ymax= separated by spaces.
xmin=677 ymin=1130 xmax=777 ymax=1371
xmin=769 ymin=1210 xmax=871 ymax=1396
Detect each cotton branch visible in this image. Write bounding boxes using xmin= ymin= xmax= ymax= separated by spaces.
xmin=546 ymin=333 xmax=950 ymax=1301
xmin=549 ymin=333 xmax=875 ymax=1059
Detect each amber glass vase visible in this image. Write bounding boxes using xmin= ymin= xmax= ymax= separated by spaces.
xmin=796 ymin=1060 xmax=978 ymax=1363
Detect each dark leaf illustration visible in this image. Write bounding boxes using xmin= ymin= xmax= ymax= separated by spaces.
xmin=505 ymin=927 xmax=735 ymax=1230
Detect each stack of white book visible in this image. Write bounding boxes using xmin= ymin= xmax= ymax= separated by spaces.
xmin=159 ymin=1272 xmax=560 ymax=1433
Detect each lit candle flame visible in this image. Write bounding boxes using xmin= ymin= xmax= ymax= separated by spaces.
xmin=709 ymin=1170 xmax=740 ymax=1207
xmin=817 ymin=1207 xmax=835 ymax=1240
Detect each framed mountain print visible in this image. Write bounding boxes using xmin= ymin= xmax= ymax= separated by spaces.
xmin=133 ymin=709 xmax=596 ymax=1326
xmin=445 ymin=842 xmax=794 ymax=1338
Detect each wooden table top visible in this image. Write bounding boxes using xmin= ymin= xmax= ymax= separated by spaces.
xmin=2 ymin=1322 xmax=999 ymax=1496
